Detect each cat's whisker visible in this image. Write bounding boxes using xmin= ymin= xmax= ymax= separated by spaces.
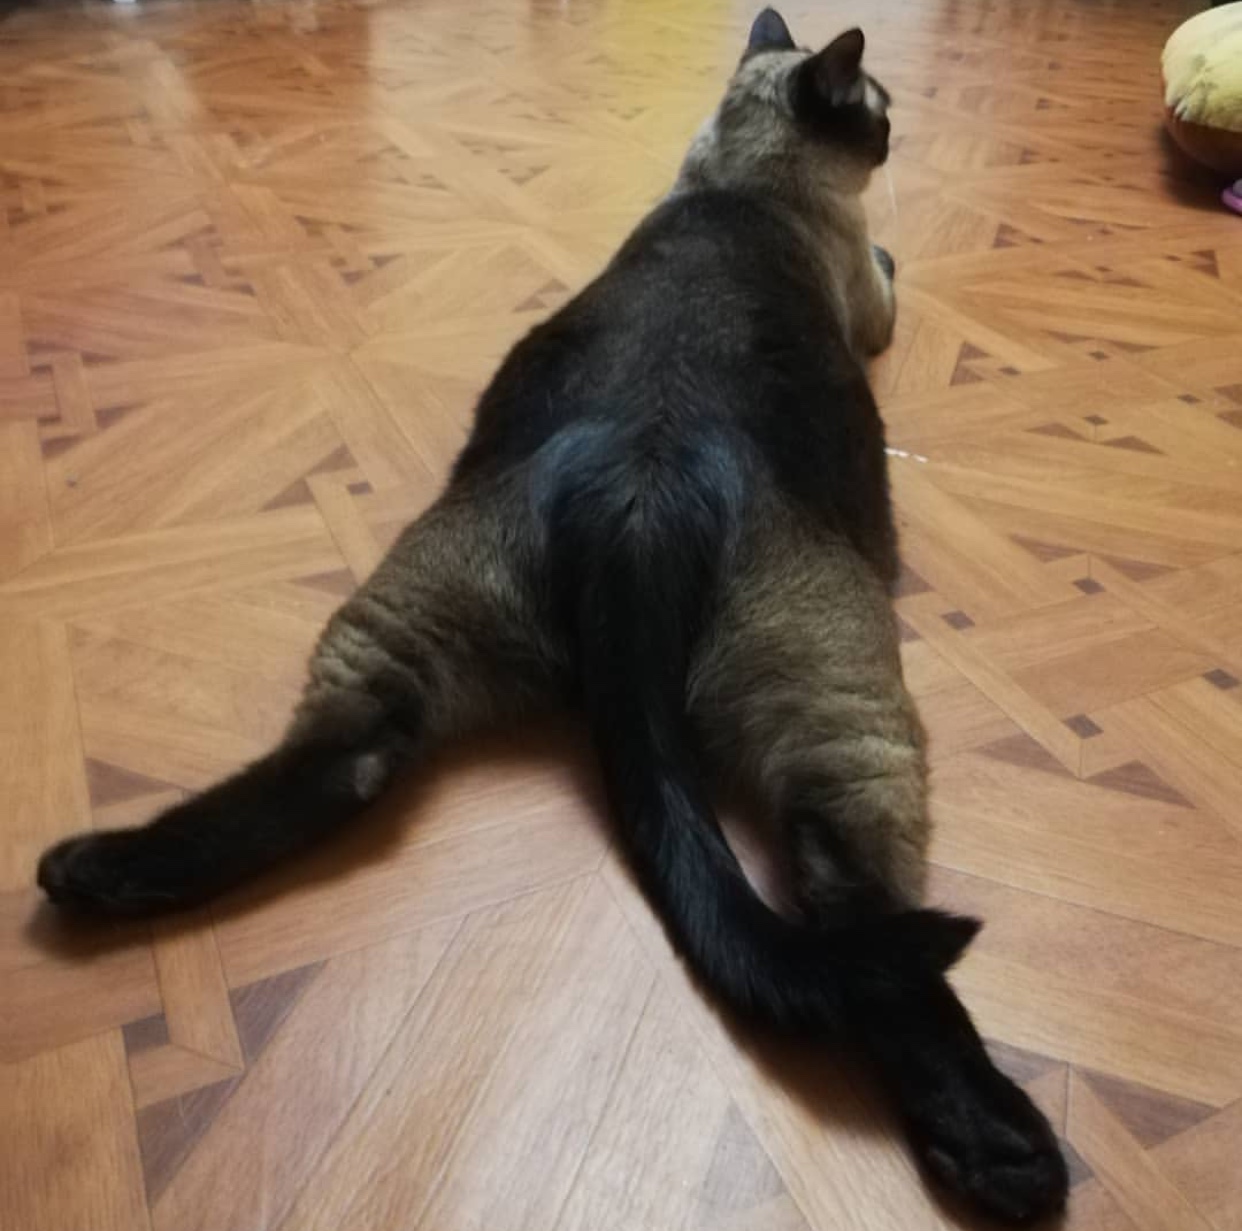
xmin=884 ymin=162 xmax=899 ymax=226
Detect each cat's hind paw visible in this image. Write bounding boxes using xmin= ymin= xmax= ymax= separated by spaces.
xmin=37 ymin=831 xmax=178 ymax=917
xmin=907 ymin=1067 xmax=1068 ymax=1225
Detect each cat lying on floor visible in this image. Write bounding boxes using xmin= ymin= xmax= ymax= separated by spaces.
xmin=38 ymin=9 xmax=1068 ymax=1224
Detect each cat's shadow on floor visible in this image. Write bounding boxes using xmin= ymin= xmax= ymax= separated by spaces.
xmin=23 ymin=719 xmax=606 ymax=961
xmin=25 ymin=724 xmax=1020 ymax=1231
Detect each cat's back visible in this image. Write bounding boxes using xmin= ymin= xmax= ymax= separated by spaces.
xmin=599 ymin=188 xmax=845 ymax=374
xmin=456 ymin=188 xmax=859 ymax=480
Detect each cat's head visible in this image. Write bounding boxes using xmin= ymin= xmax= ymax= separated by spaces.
xmin=678 ymin=9 xmax=891 ymax=199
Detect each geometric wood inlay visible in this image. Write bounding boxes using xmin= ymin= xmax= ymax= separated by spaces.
xmin=3 ymin=0 xmax=1242 ymax=1228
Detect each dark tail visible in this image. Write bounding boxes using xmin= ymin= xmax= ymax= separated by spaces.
xmin=556 ymin=427 xmax=975 ymax=1030
xmin=584 ymin=598 xmax=979 ymax=1032
xmin=556 ymin=428 xmax=1066 ymax=1224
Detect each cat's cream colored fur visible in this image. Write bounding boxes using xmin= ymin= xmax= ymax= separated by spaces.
xmin=675 ymin=47 xmax=895 ymax=362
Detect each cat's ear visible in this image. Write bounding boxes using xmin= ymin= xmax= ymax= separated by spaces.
xmin=745 ymin=7 xmax=796 ymax=57
xmin=798 ymin=27 xmax=866 ymax=108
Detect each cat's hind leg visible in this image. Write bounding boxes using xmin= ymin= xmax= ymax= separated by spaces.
xmin=37 ymin=487 xmax=565 ymax=917
xmin=689 ymin=511 xmax=928 ymax=917
xmin=688 ymin=513 xmax=1066 ymax=1225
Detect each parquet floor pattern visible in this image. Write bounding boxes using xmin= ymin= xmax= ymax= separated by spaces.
xmin=3 ymin=0 xmax=1241 ymax=1227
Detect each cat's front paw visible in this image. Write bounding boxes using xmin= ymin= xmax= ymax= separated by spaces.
xmin=906 ymin=1067 xmax=1068 ymax=1225
xmin=37 ymin=831 xmax=173 ymax=917
xmin=873 ymin=244 xmax=896 ymax=281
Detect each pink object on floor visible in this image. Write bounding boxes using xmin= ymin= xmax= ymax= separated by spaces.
xmin=1225 ymin=181 xmax=1242 ymax=215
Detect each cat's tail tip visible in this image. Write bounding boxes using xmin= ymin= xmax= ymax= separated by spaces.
xmin=859 ymin=907 xmax=982 ymax=980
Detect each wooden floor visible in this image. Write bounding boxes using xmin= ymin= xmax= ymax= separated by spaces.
xmin=3 ymin=0 xmax=1242 ymax=1226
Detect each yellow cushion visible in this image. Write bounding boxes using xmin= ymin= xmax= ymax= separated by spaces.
xmin=1163 ymin=4 xmax=1242 ymax=133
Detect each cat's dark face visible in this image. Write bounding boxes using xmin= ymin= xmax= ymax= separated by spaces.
xmin=679 ymin=9 xmax=891 ymax=197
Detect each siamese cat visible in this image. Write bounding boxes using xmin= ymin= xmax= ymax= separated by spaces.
xmin=39 ymin=10 xmax=1067 ymax=1223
